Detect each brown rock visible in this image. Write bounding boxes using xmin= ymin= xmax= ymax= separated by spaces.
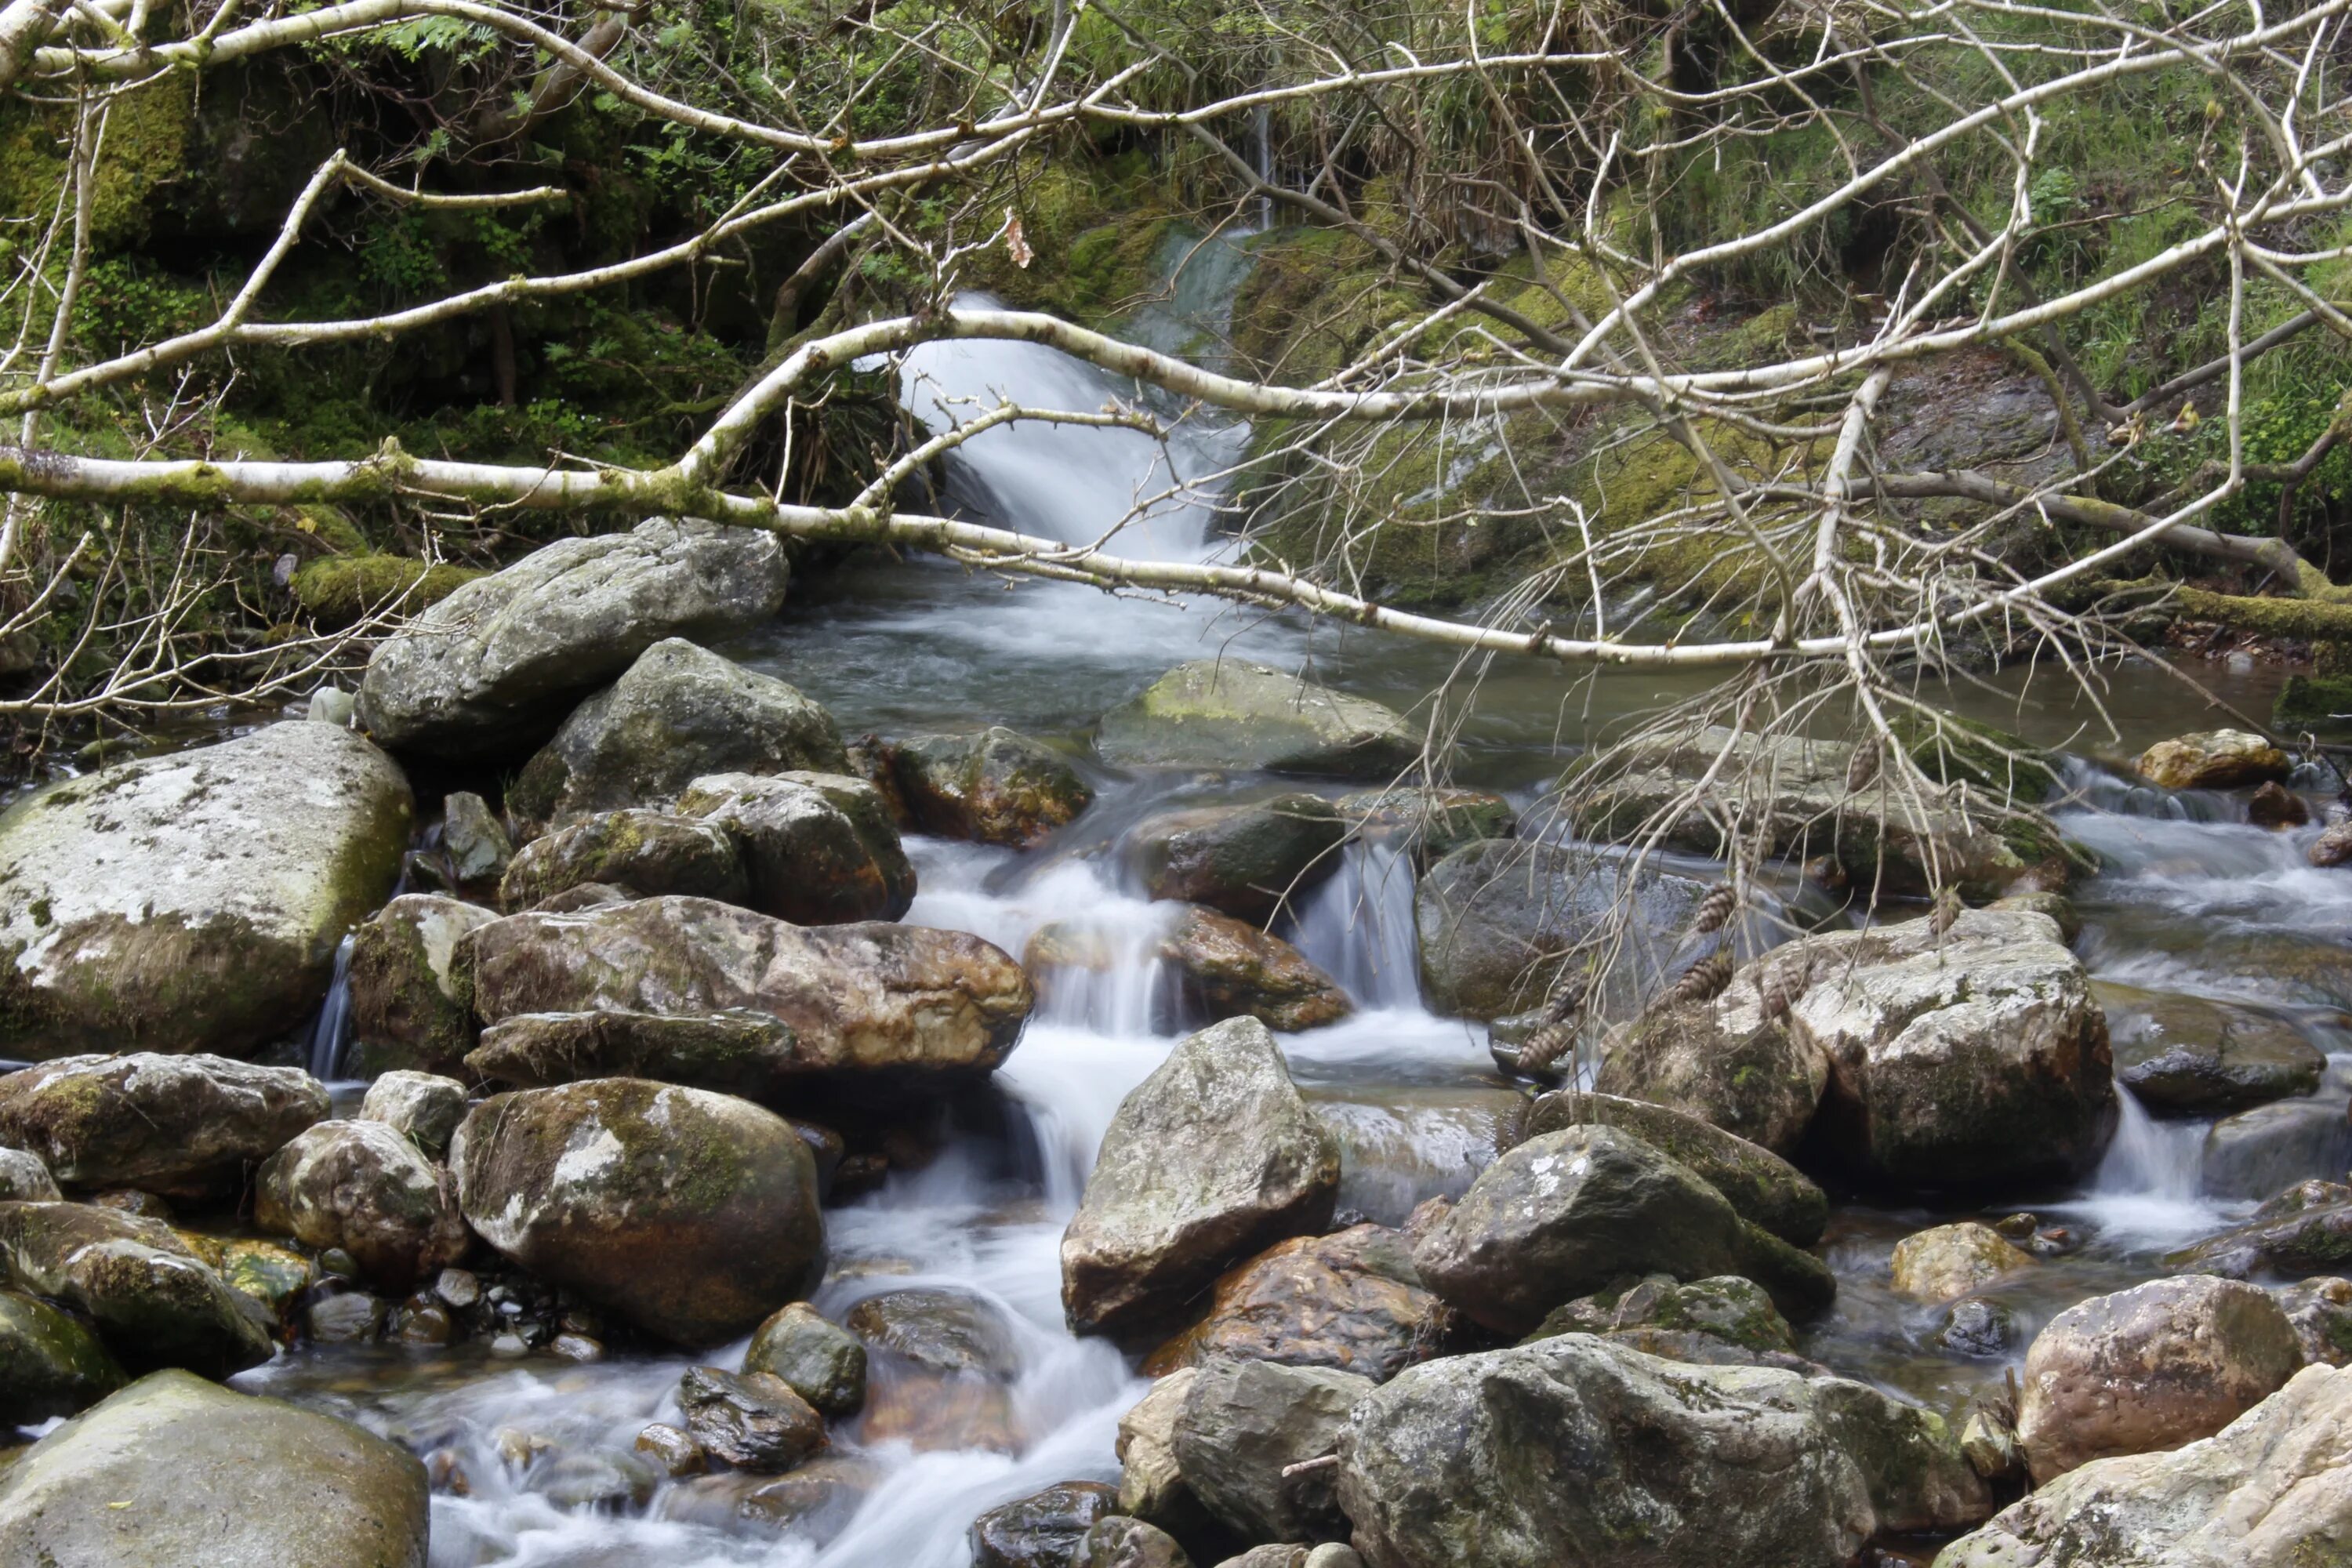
xmin=1889 ymin=1223 xmax=2035 ymax=1304
xmin=1144 ymin=1224 xmax=1443 ymax=1382
xmin=2248 ymin=781 xmax=2310 ymax=828
xmin=2136 ymin=729 xmax=2292 ymax=790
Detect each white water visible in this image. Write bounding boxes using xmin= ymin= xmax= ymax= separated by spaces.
xmin=306 ymin=932 xmax=358 ymax=1082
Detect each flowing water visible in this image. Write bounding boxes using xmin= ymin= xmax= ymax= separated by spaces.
xmin=227 ymin=278 xmax=2352 ymax=1563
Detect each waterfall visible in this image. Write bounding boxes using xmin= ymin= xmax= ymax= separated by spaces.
xmin=304 ymin=933 xmax=357 ymax=1082
xmin=1291 ymin=837 xmax=1425 ymax=1011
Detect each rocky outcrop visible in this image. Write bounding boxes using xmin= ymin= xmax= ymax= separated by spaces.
xmin=862 ymin=728 xmax=1094 ymax=847
xmin=1519 ymin=1091 xmax=1828 ymax=1247
xmin=0 ymin=1201 xmax=274 ymax=1377
xmin=357 ymin=1070 xmax=469 ymax=1160
xmin=1029 ymin=906 xmax=1354 ymax=1033
xmin=1890 ymin=1223 xmax=2036 ymax=1304
xmin=1145 ymin=1224 xmax=1444 ymax=1383
xmin=348 ymin=894 xmax=498 ymax=1076
xmin=256 ymin=1120 xmax=469 ymax=1293
xmin=1098 ymin=660 xmax=1417 ymax=776
xmin=0 ymin=723 xmax=411 ymax=1057
xmin=2098 ymin=982 xmax=2325 ymax=1116
xmin=1127 ymin=795 xmax=1348 ymax=924
xmin=356 ymin=515 xmax=790 ymax=757
xmin=1174 ymin=1355 xmax=1373 ymax=1542
xmin=0 ymin=1053 xmax=326 ymax=1196
xmin=1335 ymin=787 xmax=1515 ymax=868
xmin=1063 ymin=1018 xmax=1340 ymax=1343
xmin=448 ymin=1078 xmax=823 ymax=1345
xmin=0 ymin=1287 xmax=125 ymax=1425
xmin=499 ymin=809 xmax=747 ymax=911
xmin=463 ymin=896 xmax=1032 ymax=1086
xmin=744 ymin=1301 xmax=866 ymax=1416
xmin=2016 ymin=1275 xmax=2304 ymax=1483
xmin=2135 ymin=729 xmax=2292 ymax=790
xmin=678 ymin=771 xmax=916 ymax=924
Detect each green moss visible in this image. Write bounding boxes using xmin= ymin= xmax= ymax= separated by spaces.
xmin=1889 ymin=711 xmax=2060 ymax=801
xmin=0 ymin=74 xmax=192 ymax=250
xmin=2276 ymin=674 xmax=2352 ymax=731
xmin=290 ymin=556 xmax=483 ymax=630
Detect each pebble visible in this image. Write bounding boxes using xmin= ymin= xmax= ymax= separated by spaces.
xmin=548 ymin=1333 xmax=604 ymax=1363
xmin=434 ymin=1267 xmax=481 ymax=1309
xmin=489 ymin=1331 xmax=531 ymax=1359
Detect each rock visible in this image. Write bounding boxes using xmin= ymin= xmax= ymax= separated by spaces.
xmin=463 ymin=896 xmax=1032 ymax=1087
xmin=499 ymin=809 xmax=747 ymax=911
xmin=1339 ymin=1334 xmax=1986 ymax=1568
xmin=970 ymin=1480 xmax=1120 ymax=1568
xmin=2275 ymin=1276 xmax=2352 ymax=1367
xmin=0 ymin=1202 xmax=274 ymax=1377
xmin=0 ymin=724 xmax=412 ymax=1057
xmin=636 ymin=1422 xmax=707 ymax=1477
xmin=2016 ymin=1274 xmax=2304 ymax=1483
xmin=1118 ymin=1368 xmax=1203 ymax=1534
xmin=0 ymin=1146 xmax=58 ymax=1201
xmin=0 ymin=1369 xmax=430 ymax=1566
xmin=357 ymin=1070 xmax=469 ymax=1160
xmin=308 ymin=685 xmax=357 ymax=727
xmin=1305 ymin=1085 xmax=1526 ymax=1229
xmin=2136 ymin=728 xmax=2292 ymax=790
xmin=678 ymin=771 xmax=915 ymax=924
xmin=308 ymin=1288 xmax=386 ymax=1342
xmin=441 ymin=790 xmax=513 ymax=886
xmin=2176 ymin=1188 xmax=2352 ymax=1277
xmin=2247 ymin=780 xmax=2310 ymax=828
xmin=1098 ymin=660 xmax=1415 ymax=777
xmin=1078 ymin=1516 xmax=1194 ymax=1568
xmin=256 ymin=1120 xmax=470 ymax=1293
xmin=1128 ymin=796 xmax=1348 ymax=924
xmin=1936 ymin=1363 xmax=2352 ymax=1568
xmin=2312 ymin=818 xmax=2352 ymax=868
xmin=1410 ymin=1125 xmax=1834 ymax=1337
xmin=1990 ymin=890 xmax=2082 ymax=942
xmin=2098 ymin=982 xmax=2325 ymax=1116
xmin=1334 ymin=788 xmax=1515 ymax=868
xmin=0 ymin=1054 xmax=327 ymax=1197
xmin=845 ymin=1288 xmax=1022 ymax=1378
xmin=1063 ymin=1018 xmax=1340 ymax=1343
xmin=2200 ymin=1097 xmax=2352 ymax=1201
xmin=865 ymin=728 xmax=1095 ymax=847
xmin=1174 ymin=1356 xmax=1372 ymax=1543
xmin=448 ymin=1079 xmax=823 ymax=1345
xmin=1519 ymin=1091 xmax=1828 ymax=1247
xmin=467 ymin=1007 xmax=800 ymax=1099
xmin=1526 ymin=1273 xmax=1798 ymax=1360
xmin=655 ymin=1454 xmax=880 ymax=1542
xmin=357 ymin=516 xmax=791 ymax=757
xmin=506 ymin=639 xmax=847 ymax=829
xmin=0 ymin=1287 xmax=125 ymax=1425
xmin=1145 ymin=1224 xmax=1443 ymax=1383
xmin=744 ymin=1301 xmax=866 ymax=1416
xmin=1029 ymin=906 xmax=1354 ymax=1033
xmin=1592 ymin=991 xmax=1830 ymax=1159
xmin=187 ymin=1234 xmax=314 ymax=1325
xmin=1890 ymin=1223 xmax=2036 ymax=1304
xmin=348 ymin=894 xmax=499 ymax=1078
xmin=1958 ymin=1406 xmax=2026 ymax=1481
xmin=677 ymin=1366 xmax=828 ymax=1473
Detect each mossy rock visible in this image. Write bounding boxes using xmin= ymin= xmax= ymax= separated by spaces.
xmin=0 ymin=1289 xmax=126 ymax=1427
xmin=291 ymin=555 xmax=484 ymax=630
xmin=2276 ymin=673 xmax=2352 ymax=731
xmin=1889 ymin=711 xmax=2061 ymax=801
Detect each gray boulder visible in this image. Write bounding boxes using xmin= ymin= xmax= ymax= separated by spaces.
xmin=256 ymin=1120 xmax=470 ymax=1293
xmin=2274 ymin=1276 xmax=2352 ymax=1367
xmin=1519 ymin=1090 xmax=1828 ymax=1247
xmin=0 ymin=723 xmax=411 ymax=1057
xmin=2099 ymin=982 xmax=2325 ymax=1116
xmin=1079 ymin=1516 xmax=1194 ymax=1568
xmin=347 ymin=893 xmax=499 ymax=1078
xmin=357 ymin=1070 xmax=469 ymax=1160
xmin=1127 ymin=795 xmax=1348 ymax=924
xmin=679 ymin=771 xmax=916 ymax=924
xmin=2175 ymin=1182 xmax=2352 ymax=1277
xmin=499 ymin=808 xmax=747 ymax=910
xmin=0 ymin=1053 xmax=327 ymax=1197
xmin=1098 ymin=660 xmax=1416 ymax=776
xmin=441 ymin=790 xmax=513 ymax=887
xmin=1174 ymin=1356 xmax=1373 ymax=1543
xmin=2201 ymin=1097 xmax=2352 ymax=1201
xmin=0 ymin=1201 xmax=274 ymax=1377
xmin=1593 ymin=989 xmax=1830 ymax=1158
xmin=862 ymin=727 xmax=1094 ymax=847
xmin=845 ymin=1288 xmax=1022 ymax=1379
xmin=357 ymin=514 xmax=790 ymax=757
xmin=745 ymin=1301 xmax=866 ymax=1416
xmin=0 ymin=1287 xmax=125 ymax=1425
xmin=1119 ymin=1367 xmax=1206 ymax=1536
xmin=0 ymin=1145 xmax=59 ymax=1201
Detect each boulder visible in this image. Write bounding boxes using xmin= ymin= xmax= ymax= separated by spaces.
xmin=1174 ymin=1356 xmax=1373 ymax=1543
xmin=1339 ymin=1334 xmax=1986 ymax=1568
xmin=2312 ymin=818 xmax=2352 ymax=868
xmin=0 ymin=1202 xmax=274 ymax=1377
xmin=0 ymin=1369 xmax=430 ymax=1567
xmin=1119 ymin=1368 xmax=1205 ymax=1534
xmin=506 ymin=638 xmax=847 ymax=829
xmin=1526 ymin=1273 xmax=1802 ymax=1366
xmin=2248 ymin=781 xmax=2310 ymax=828
xmin=2176 ymin=1184 xmax=2352 ymax=1277
xmin=467 ymin=1007 xmax=800 ymax=1099
xmin=863 ymin=728 xmax=1094 ymax=847
xmin=357 ymin=1070 xmax=469 ymax=1160
xmin=678 ymin=771 xmax=916 ymax=924
xmin=1936 ymin=1363 xmax=2352 ymax=1568
xmin=1098 ymin=660 xmax=1416 ymax=776
xmin=499 ymin=809 xmax=747 ymax=911
xmin=0 ymin=1053 xmax=327 ymax=1197
xmin=347 ymin=894 xmax=498 ymax=1077
xmin=0 ymin=1145 xmax=59 ymax=1201
xmin=0 ymin=724 xmax=411 ymax=1057
xmin=971 ymin=1480 xmax=1121 ymax=1568
xmin=1029 ymin=906 xmax=1354 ymax=1034
xmin=677 ymin=1366 xmax=828 ymax=1472
xmin=2136 ymin=729 xmax=2292 ymax=790
xmin=1145 ymin=1224 xmax=1444 ymax=1383
xmin=448 ymin=1079 xmax=823 ymax=1345
xmin=1062 ymin=1018 xmax=1340 ymax=1342
xmin=2017 ymin=1275 xmax=2303 ymax=1483
xmin=1334 ymin=787 xmax=1515 ymax=869
xmin=356 ymin=515 xmax=791 ymax=757
xmin=1890 ymin=1223 xmax=2036 ymax=1304
xmin=256 ymin=1120 xmax=469 ymax=1293
xmin=1519 ymin=1091 xmax=1828 ymax=1247
xmin=2275 ymin=1276 xmax=2352 ymax=1367
xmin=1128 ymin=796 xmax=1348 ymax=924
xmin=744 ymin=1301 xmax=866 ymax=1416
xmin=0 ymin=1287 xmax=125 ymax=1425
xmin=2098 ymin=982 xmax=2325 ymax=1116
xmin=1079 ymin=1517 xmax=1194 ymax=1568
xmin=440 ymin=790 xmax=513 ymax=887
xmin=1592 ymin=991 xmax=1830 ymax=1158
xmin=1410 ymin=1126 xmax=1834 ymax=1337
xmin=463 ymin=896 xmax=1031 ymax=1086
xmin=2200 ymin=1097 xmax=2352 ymax=1201
xmin=845 ymin=1288 xmax=1022 ymax=1378
xmin=655 ymin=1454 xmax=880 ymax=1541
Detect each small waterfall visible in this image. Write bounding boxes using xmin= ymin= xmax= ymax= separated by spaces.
xmin=1292 ymin=837 xmax=1424 ymax=1011
xmin=304 ymin=933 xmax=357 ymax=1082
xmin=1253 ymin=101 xmax=1275 ymax=229
xmin=2057 ymin=1085 xmax=2220 ymax=1245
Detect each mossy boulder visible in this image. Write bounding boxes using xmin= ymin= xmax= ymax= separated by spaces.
xmin=356 ymin=1070 xmax=469 ymax=1160
xmin=1519 ymin=1091 xmax=1828 ymax=1248
xmin=744 ymin=1301 xmax=866 ymax=1417
xmin=0 ymin=722 xmax=412 ymax=1058
xmin=448 ymin=1078 xmax=823 ymax=1346
xmin=678 ymin=771 xmax=915 ymax=925
xmin=861 ymin=728 xmax=1094 ymax=848
xmin=347 ymin=894 xmax=499 ymax=1078
xmin=0 ymin=1288 xmax=126 ymax=1427
xmin=466 ymin=1007 xmax=800 ymax=1100
xmin=2136 ymin=729 xmax=2292 ymax=791
xmin=1098 ymin=660 xmax=1417 ymax=776
xmin=1526 ymin=1273 xmax=1798 ymax=1360
xmin=1889 ymin=1223 xmax=2036 ymax=1304
xmin=289 ymin=554 xmax=483 ymax=630
xmin=256 ymin=1120 xmax=469 ymax=1294
xmin=0 ymin=1202 xmax=274 ymax=1378
xmin=1594 ymin=993 xmax=1831 ymax=1160
xmin=499 ymin=808 xmax=747 ymax=912
xmin=0 ymin=1369 xmax=429 ymax=1568
xmin=1127 ymin=793 xmax=1348 ymax=924
xmin=0 ymin=1053 xmax=327 ymax=1197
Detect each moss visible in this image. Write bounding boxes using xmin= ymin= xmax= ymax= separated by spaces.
xmin=289 ymin=555 xmax=484 ymax=630
xmin=2276 ymin=674 xmax=2352 ymax=731
xmin=0 ymin=74 xmax=193 ymax=250
xmin=1889 ymin=711 xmax=2060 ymax=801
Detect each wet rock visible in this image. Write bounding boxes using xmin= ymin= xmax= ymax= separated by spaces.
xmin=1030 ymin=906 xmax=1354 ymax=1033
xmin=0 ymin=1146 xmax=58 ymax=1202
xmin=1593 ymin=991 xmax=1830 ymax=1158
xmin=358 ymin=515 xmax=791 ymax=757
xmin=864 ymin=728 xmax=1094 ymax=847
xmin=743 ymin=1301 xmax=866 ymax=1415
xmin=1063 ymin=1018 xmax=1340 ymax=1343
xmin=656 ymin=1454 xmax=880 ymax=1542
xmin=1526 ymin=1273 xmax=1797 ymax=1359
xmin=1519 ymin=1090 xmax=1828 ymax=1247
xmin=1890 ymin=1223 xmax=2036 ymax=1304
xmin=1305 ymin=1085 xmax=1525 ymax=1229
xmin=2311 ymin=818 xmax=2352 ymax=868
xmin=1936 ymin=1297 xmax=2020 ymax=1358
xmin=0 ymin=1202 xmax=272 ymax=1377
xmin=441 ymin=790 xmax=513 ymax=887
xmin=348 ymin=894 xmax=499 ymax=1078
xmin=1118 ymin=1368 xmax=1205 ymax=1535
xmin=2274 ymin=1276 xmax=2352 ymax=1366
xmin=448 ymin=1079 xmax=824 ymax=1346
xmin=0 ymin=723 xmax=411 ymax=1058
xmin=0 ymin=1053 xmax=327 ymax=1197
xmin=2136 ymin=728 xmax=2291 ymax=790
xmin=89 ymin=1189 xmax=170 ymax=1219
xmin=467 ymin=1007 xmax=797 ymax=1098
xmin=2098 ymin=982 xmax=2325 ymax=1116
xmin=1410 ymin=1125 xmax=1835 ymax=1337
xmin=2248 ymin=780 xmax=2310 ymax=828
xmin=183 ymin=1233 xmax=314 ymax=1325
xmin=256 ymin=1120 xmax=470 ymax=1293
xmin=0 ymin=1369 xmax=430 ymax=1566
xmin=1078 ymin=1516 xmax=1194 ymax=1568
xmin=635 ymin=1422 xmax=707 ymax=1477
xmin=1128 ymin=795 xmax=1348 ymax=924
xmin=1334 ymin=787 xmax=1515 ymax=868
xmin=506 ymin=639 xmax=848 ymax=829
xmin=970 ymin=1479 xmax=1120 ymax=1568
xmin=1098 ymin=660 xmax=1415 ymax=777
xmin=463 ymin=896 xmax=1032 ymax=1087
xmin=1174 ymin=1355 xmax=1372 ymax=1543
xmin=0 ymin=1287 xmax=125 ymax=1425
xmin=860 ymin=1367 xmax=1022 ymax=1454
xmin=358 ymin=1070 xmax=469 ymax=1160
xmin=2200 ymin=1097 xmax=2352 ymax=1201
xmin=678 ymin=771 xmax=916 ymax=924
xmin=845 ymin=1288 xmax=1022 ymax=1378
xmin=1145 ymin=1224 xmax=1443 ymax=1383
xmin=308 ymin=1288 xmax=386 ymax=1342
xmin=2016 ymin=1274 xmax=2304 ymax=1483
xmin=499 ymin=809 xmax=747 ymax=911
xmin=388 ymin=1299 xmax=452 ymax=1345
xmin=677 ymin=1366 xmax=828 ymax=1472
xmin=2175 ymin=1186 xmax=2352 ymax=1276
xmin=1937 ymin=1363 xmax=2352 ymax=1567
xmin=1339 ymin=1334 xmax=1986 ymax=1568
